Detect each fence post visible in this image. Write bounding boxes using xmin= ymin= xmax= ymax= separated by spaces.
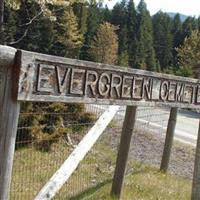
xmin=111 ymin=106 xmax=137 ymax=198
xmin=0 ymin=45 xmax=20 ymax=200
xmin=191 ymin=120 xmax=200 ymax=200
xmin=160 ymin=107 xmax=178 ymax=172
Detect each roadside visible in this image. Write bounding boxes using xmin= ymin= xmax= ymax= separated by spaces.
xmin=11 ymin=106 xmax=196 ymax=199
xmin=105 ymin=118 xmax=195 ymax=179
xmin=67 ymin=121 xmax=193 ymax=200
xmin=86 ymin=105 xmax=199 ymax=146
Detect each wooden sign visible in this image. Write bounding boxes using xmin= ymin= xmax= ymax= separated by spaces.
xmin=16 ymin=50 xmax=200 ymax=108
xmin=1 ymin=46 xmax=200 ymax=200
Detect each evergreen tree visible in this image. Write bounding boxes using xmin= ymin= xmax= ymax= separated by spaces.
xmin=171 ymin=13 xmax=182 ymax=66
xmin=14 ymin=1 xmax=54 ymax=53
xmin=101 ymin=5 xmax=112 ymax=22
xmin=2 ymin=4 xmax=17 ymax=45
xmin=153 ymin=11 xmax=173 ymax=71
xmin=197 ymin=16 xmax=200 ymax=30
xmin=111 ymin=0 xmax=128 ymax=65
xmin=81 ymin=0 xmax=101 ymax=60
xmin=111 ymin=0 xmax=127 ymax=29
xmin=135 ymin=0 xmax=156 ymax=71
xmin=127 ymin=0 xmax=137 ymax=66
xmin=181 ymin=16 xmax=198 ymax=42
xmin=172 ymin=14 xmax=182 ymax=47
xmin=57 ymin=7 xmax=83 ymax=58
xmin=0 ymin=0 xmax=4 ymax=44
xmin=90 ymin=22 xmax=118 ymax=64
xmin=177 ymin=30 xmax=200 ymax=78
xmin=73 ymin=2 xmax=88 ymax=35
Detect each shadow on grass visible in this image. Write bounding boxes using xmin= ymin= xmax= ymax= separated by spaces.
xmin=69 ymin=179 xmax=113 ymax=200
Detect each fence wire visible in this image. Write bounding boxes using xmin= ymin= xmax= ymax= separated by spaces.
xmin=10 ymin=103 xmax=195 ymax=199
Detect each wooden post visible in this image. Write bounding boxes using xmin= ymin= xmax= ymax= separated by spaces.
xmin=160 ymin=107 xmax=178 ymax=172
xmin=191 ymin=120 xmax=200 ymax=200
xmin=0 ymin=45 xmax=20 ymax=200
xmin=111 ymin=106 xmax=137 ymax=198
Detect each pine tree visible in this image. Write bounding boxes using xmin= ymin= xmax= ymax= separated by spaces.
xmin=111 ymin=0 xmax=128 ymax=65
xmin=172 ymin=14 xmax=182 ymax=47
xmin=171 ymin=13 xmax=183 ymax=66
xmin=127 ymin=0 xmax=137 ymax=66
xmin=153 ymin=11 xmax=173 ymax=71
xmin=181 ymin=17 xmax=198 ymax=42
xmin=57 ymin=7 xmax=83 ymax=58
xmin=3 ymin=0 xmax=93 ymax=149
xmin=14 ymin=1 xmax=54 ymax=53
xmin=90 ymin=22 xmax=118 ymax=64
xmin=101 ymin=5 xmax=112 ymax=22
xmin=197 ymin=16 xmax=200 ymax=31
xmin=135 ymin=0 xmax=156 ymax=71
xmin=80 ymin=0 xmax=101 ymax=60
xmin=177 ymin=30 xmax=200 ymax=78
xmin=0 ymin=0 xmax=4 ymax=44
xmin=2 ymin=4 xmax=17 ymax=44
xmin=73 ymin=2 xmax=88 ymax=35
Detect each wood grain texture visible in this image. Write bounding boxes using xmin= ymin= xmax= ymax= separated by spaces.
xmin=160 ymin=107 xmax=178 ymax=172
xmin=0 ymin=45 xmax=20 ymax=200
xmin=111 ymin=106 xmax=137 ymax=198
xmin=16 ymin=50 xmax=200 ymax=109
xmin=192 ymin=120 xmax=200 ymax=200
xmin=34 ymin=105 xmax=120 ymax=200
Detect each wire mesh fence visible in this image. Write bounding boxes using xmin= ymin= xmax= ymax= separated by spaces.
xmin=10 ymin=103 xmax=196 ymax=199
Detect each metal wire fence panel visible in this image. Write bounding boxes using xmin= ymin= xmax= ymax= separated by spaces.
xmin=10 ymin=103 xmax=102 ymax=200
xmin=10 ymin=104 xmax=195 ymax=199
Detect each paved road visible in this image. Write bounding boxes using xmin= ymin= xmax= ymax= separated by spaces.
xmin=135 ymin=107 xmax=199 ymax=146
xmin=87 ymin=105 xmax=200 ymax=146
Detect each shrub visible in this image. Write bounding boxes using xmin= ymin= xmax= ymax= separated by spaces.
xmin=16 ymin=103 xmax=96 ymax=151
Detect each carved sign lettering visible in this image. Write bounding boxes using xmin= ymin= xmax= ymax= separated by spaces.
xmin=16 ymin=50 xmax=200 ymax=108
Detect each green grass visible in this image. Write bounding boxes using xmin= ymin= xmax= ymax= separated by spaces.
xmin=69 ymin=164 xmax=191 ymax=200
xmin=10 ymin=136 xmax=192 ymax=200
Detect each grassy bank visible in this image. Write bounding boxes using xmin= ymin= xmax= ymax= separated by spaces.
xmin=74 ymin=165 xmax=191 ymax=200
xmin=10 ymin=134 xmax=191 ymax=200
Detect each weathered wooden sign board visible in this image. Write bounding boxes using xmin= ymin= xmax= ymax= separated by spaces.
xmin=16 ymin=50 xmax=200 ymax=108
xmin=1 ymin=46 xmax=200 ymax=200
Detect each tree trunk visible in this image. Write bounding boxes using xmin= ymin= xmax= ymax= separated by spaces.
xmin=191 ymin=120 xmax=200 ymax=200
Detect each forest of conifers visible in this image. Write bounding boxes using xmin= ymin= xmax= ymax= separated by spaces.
xmin=2 ymin=0 xmax=200 ymax=77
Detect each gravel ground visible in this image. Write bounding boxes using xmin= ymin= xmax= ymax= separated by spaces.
xmin=105 ymin=119 xmax=195 ymax=179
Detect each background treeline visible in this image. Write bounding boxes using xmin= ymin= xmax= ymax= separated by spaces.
xmin=2 ymin=0 xmax=200 ymax=149
xmin=2 ymin=0 xmax=200 ymax=76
